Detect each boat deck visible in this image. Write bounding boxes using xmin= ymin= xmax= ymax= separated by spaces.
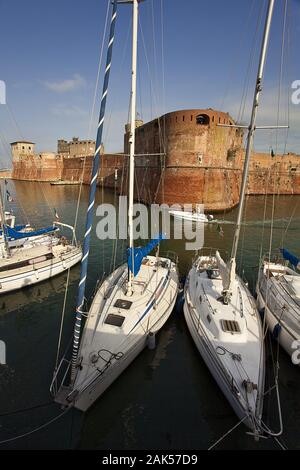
xmin=73 ymin=255 xmax=178 ymax=394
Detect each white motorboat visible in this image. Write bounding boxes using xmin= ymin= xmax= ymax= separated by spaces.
xmin=169 ymin=209 xmax=214 ymax=223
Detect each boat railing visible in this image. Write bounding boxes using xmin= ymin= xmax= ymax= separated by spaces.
xmin=50 ymin=356 xmax=71 ymax=397
xmin=193 ymin=246 xmax=229 ymax=263
xmin=261 ymin=251 xmax=288 ymax=268
xmin=160 ymin=250 xmax=178 ymax=265
xmin=54 ymin=221 xmax=78 ymax=247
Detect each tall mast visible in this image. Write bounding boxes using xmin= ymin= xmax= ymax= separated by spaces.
xmin=0 ymin=182 xmax=10 ymax=258
xmin=127 ymin=0 xmax=139 ymax=295
xmin=70 ymin=0 xmax=118 ymax=381
xmin=230 ymin=0 xmax=275 ymax=263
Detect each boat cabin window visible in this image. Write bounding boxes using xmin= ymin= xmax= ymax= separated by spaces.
xmin=220 ymin=319 xmax=241 ymax=334
xmin=206 ymin=269 xmax=219 ymax=279
xmin=105 ymin=314 xmax=125 ymax=327
xmin=0 ymin=252 xmax=54 ymax=272
xmin=114 ymin=299 xmax=132 ymax=310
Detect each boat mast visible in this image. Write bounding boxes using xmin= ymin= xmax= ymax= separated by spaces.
xmin=230 ymin=0 xmax=275 ymax=265
xmin=70 ymin=0 xmax=118 ymax=381
xmin=0 ymin=181 xmax=10 ymax=258
xmin=127 ymin=0 xmax=139 ymax=296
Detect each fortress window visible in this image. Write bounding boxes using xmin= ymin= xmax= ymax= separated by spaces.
xmin=196 ymin=114 xmax=210 ymax=125
xmin=175 ymin=116 xmax=177 ymax=123
xmin=212 ymin=116 xmax=215 ymax=122
xmin=218 ymin=117 xmax=221 ymax=123
xmin=183 ymin=115 xmax=185 ymax=121
xmin=191 ymin=115 xmax=193 ymax=121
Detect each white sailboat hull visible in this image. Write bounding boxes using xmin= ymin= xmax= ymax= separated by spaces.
xmin=184 ymin=300 xmax=258 ymax=428
xmin=257 ymin=289 xmax=297 ymax=359
xmin=58 ymin=256 xmax=179 ymax=412
xmin=0 ymin=246 xmax=82 ymax=294
xmin=73 ymin=324 xmax=152 ymax=411
xmin=256 ymin=261 xmax=300 ymax=362
xmin=184 ymin=256 xmax=265 ymax=432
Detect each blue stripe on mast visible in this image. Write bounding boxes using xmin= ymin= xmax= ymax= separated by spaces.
xmin=71 ymin=0 xmax=118 ymax=379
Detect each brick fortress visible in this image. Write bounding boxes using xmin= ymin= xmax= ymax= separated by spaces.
xmin=9 ymin=108 xmax=300 ymax=212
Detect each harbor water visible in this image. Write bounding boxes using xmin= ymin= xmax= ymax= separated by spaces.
xmin=0 ymin=181 xmax=299 ymax=450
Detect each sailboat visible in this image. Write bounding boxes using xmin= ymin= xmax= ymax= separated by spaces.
xmin=0 ymin=184 xmax=82 ymax=294
xmin=52 ymin=0 xmax=179 ymax=412
xmin=256 ymin=249 xmax=300 ymax=362
xmin=0 ymin=182 xmax=60 ymax=252
xmin=0 ymin=222 xmax=59 ymax=252
xmin=183 ymin=0 xmax=277 ymax=434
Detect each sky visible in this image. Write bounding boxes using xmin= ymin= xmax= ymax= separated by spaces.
xmin=0 ymin=0 xmax=299 ymax=167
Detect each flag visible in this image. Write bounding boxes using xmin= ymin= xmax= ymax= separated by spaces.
xmin=217 ymin=224 xmax=224 ymax=237
xmin=54 ymin=208 xmax=60 ymax=220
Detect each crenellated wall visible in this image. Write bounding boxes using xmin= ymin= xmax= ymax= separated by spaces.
xmin=9 ymin=108 xmax=300 ymax=212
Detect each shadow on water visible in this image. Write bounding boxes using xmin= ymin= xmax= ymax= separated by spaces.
xmin=0 ymin=182 xmax=300 ymax=449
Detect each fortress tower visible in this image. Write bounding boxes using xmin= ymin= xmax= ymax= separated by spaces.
xmin=124 ymin=109 xmax=244 ymax=211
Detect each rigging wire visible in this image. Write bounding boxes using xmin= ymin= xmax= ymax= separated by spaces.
xmin=208 ymin=417 xmax=247 ymax=450
xmin=237 ymin=0 xmax=266 ymax=124
xmin=54 ymin=0 xmax=111 ymax=370
xmin=219 ymin=0 xmax=256 ymax=112
xmin=0 ymin=407 xmax=71 ymax=446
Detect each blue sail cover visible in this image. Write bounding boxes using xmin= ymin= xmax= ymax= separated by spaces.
xmin=0 ymin=224 xmax=26 ymax=235
xmin=280 ymin=248 xmax=300 ymax=269
xmin=127 ymin=233 xmax=166 ymax=277
xmin=4 ymin=224 xmax=58 ymax=240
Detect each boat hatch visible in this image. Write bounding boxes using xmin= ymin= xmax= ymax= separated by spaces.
xmin=220 ymin=319 xmax=241 ymax=334
xmin=105 ymin=314 xmax=125 ymax=327
xmin=114 ymin=299 xmax=132 ymax=310
xmin=206 ymin=269 xmax=219 ymax=279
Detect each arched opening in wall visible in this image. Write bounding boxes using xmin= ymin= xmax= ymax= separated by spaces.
xmin=196 ymin=114 xmax=210 ymax=125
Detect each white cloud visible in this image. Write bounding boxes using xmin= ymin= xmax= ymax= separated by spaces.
xmin=44 ymin=74 xmax=86 ymax=93
xmin=51 ymin=104 xmax=88 ymax=118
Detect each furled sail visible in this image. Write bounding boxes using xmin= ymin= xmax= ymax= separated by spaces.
xmin=0 ymin=224 xmax=26 ymax=235
xmin=216 ymin=250 xmax=236 ymax=292
xmin=127 ymin=233 xmax=166 ymax=276
xmin=4 ymin=224 xmax=58 ymax=240
xmin=280 ymin=248 xmax=300 ymax=269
